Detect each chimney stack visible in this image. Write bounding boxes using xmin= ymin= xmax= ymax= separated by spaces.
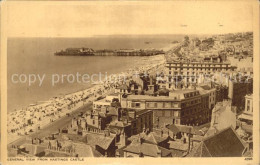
xmin=138 ymin=134 xmax=144 ymax=144
xmin=104 ymin=129 xmax=110 ymax=137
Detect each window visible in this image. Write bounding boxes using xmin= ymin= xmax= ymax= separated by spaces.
xmin=165 ymin=102 xmax=171 ymax=108
xmin=154 ymin=103 xmax=158 ymax=108
xmin=156 ymin=111 xmax=162 ymax=116
xmin=174 ymin=111 xmax=179 ymax=117
xmin=165 ymin=111 xmax=171 ymax=117
xmin=136 ymin=103 xmax=141 ymax=108
xmin=247 ymin=106 xmax=250 ymax=111
xmin=172 ymin=103 xmax=179 ymax=108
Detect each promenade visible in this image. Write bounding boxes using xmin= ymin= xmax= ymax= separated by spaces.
xmin=7 ymin=101 xmax=92 ymax=149
xmin=7 ymin=54 xmax=166 ymax=147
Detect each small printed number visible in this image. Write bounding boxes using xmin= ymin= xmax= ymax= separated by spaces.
xmin=245 ymin=157 xmax=253 ymax=161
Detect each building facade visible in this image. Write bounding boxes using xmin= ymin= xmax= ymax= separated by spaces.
xmin=210 ymin=100 xmax=237 ymax=131
xmin=228 ymin=77 xmax=253 ymax=112
xmin=121 ymin=89 xmax=211 ymax=127
xmin=165 ymin=61 xmax=237 ymax=89
xmin=238 ymin=94 xmax=253 ymax=124
xmin=215 ymin=84 xmax=228 ymax=103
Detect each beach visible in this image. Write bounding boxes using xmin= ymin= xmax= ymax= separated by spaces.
xmin=8 ymin=37 xmax=179 ymax=112
xmin=7 ymin=36 xmax=178 ymax=144
xmin=7 ymin=53 xmax=166 ymax=144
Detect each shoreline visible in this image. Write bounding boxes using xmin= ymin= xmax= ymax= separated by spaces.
xmin=7 ymin=84 xmax=115 ymax=145
xmin=7 ymin=54 xmax=166 ymax=144
xmin=8 ymin=54 xmax=166 ymax=114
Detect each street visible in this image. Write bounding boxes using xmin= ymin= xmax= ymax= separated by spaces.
xmin=8 ymin=102 xmax=92 ymax=149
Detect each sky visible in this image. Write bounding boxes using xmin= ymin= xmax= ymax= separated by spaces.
xmin=1 ymin=1 xmax=255 ymax=37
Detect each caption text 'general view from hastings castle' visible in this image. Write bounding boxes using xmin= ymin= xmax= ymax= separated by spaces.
xmin=5 ymin=3 xmax=254 ymax=159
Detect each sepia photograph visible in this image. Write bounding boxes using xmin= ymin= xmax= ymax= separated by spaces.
xmin=0 ymin=0 xmax=259 ymax=164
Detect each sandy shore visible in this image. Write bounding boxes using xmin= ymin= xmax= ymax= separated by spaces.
xmin=7 ymin=54 xmax=166 ymax=144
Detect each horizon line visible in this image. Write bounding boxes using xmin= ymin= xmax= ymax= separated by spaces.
xmin=7 ymin=31 xmax=253 ymax=39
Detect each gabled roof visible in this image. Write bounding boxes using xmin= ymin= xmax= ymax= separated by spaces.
xmin=144 ymin=132 xmax=169 ymax=145
xmin=192 ymin=123 xmax=211 ymax=136
xmin=167 ymin=124 xmax=193 ymax=134
xmin=194 ymin=127 xmax=246 ymax=157
xmin=122 ymin=141 xmax=172 ymax=157
xmin=192 ymin=142 xmax=211 ymax=157
xmin=73 ymin=142 xmax=103 ymax=157
xmin=24 ymin=144 xmax=46 ymax=156
xmin=82 ymin=133 xmax=115 ymax=150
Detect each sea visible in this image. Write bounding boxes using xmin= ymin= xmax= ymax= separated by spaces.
xmin=7 ymin=35 xmax=185 ymax=112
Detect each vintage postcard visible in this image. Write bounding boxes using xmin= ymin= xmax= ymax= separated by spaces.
xmin=0 ymin=0 xmax=259 ymax=165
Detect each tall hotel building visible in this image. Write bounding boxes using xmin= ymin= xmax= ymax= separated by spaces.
xmin=164 ymin=58 xmax=237 ymax=89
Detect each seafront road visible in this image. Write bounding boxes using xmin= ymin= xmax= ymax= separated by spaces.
xmin=7 ymin=102 xmax=92 ymax=149
xmin=8 ymin=85 xmax=114 ymax=150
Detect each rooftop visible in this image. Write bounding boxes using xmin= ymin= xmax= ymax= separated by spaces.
xmin=126 ymin=89 xmax=199 ymax=101
xmin=109 ymin=120 xmax=129 ymax=128
xmin=23 ymin=144 xmax=46 ymax=156
xmin=167 ymin=124 xmax=193 ymax=134
xmin=122 ymin=140 xmax=172 ymax=157
xmin=144 ymin=132 xmax=169 ymax=145
xmin=126 ymin=95 xmax=175 ymax=101
xmin=82 ymin=133 xmax=116 ymax=150
xmin=212 ymin=101 xmax=236 ymax=114
xmin=193 ymin=127 xmax=246 ymax=157
xmin=73 ymin=142 xmax=103 ymax=157
xmin=168 ymin=140 xmax=189 ymax=151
